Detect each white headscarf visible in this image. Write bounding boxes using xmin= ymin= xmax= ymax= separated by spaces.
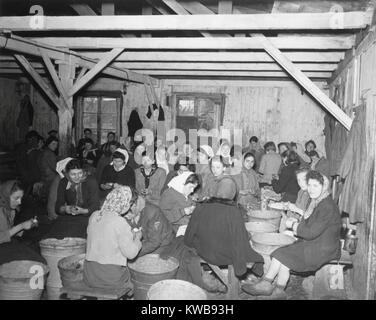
xmin=167 ymin=171 xmax=194 ymax=196
xmin=155 ymin=147 xmax=169 ymax=174
xmin=199 ymin=145 xmax=214 ymax=159
xmin=56 ymin=157 xmax=73 ymax=178
xmin=111 ymin=148 xmax=129 ymax=166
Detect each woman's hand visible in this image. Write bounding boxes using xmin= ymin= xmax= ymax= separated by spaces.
xmin=287 ymin=203 xmax=304 ymax=216
xmin=65 ymin=205 xmax=75 ymax=215
xmin=239 ymin=190 xmax=250 ymax=196
xmin=71 ymin=206 xmax=89 ymax=216
xmin=285 ymin=217 xmax=298 ymax=229
xmin=22 ymin=219 xmax=36 ymax=230
xmin=184 ymin=205 xmax=195 ymax=216
xmin=101 ymin=183 xmax=113 ymax=190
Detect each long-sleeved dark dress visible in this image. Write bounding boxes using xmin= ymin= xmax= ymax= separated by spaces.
xmin=184 ymin=198 xmax=264 ymax=277
xmin=100 ymin=164 xmax=135 ymax=198
xmin=43 ymin=176 xmax=100 ymax=239
xmin=272 ymin=163 xmax=300 ymax=202
xmin=271 ymin=196 xmax=341 ymax=272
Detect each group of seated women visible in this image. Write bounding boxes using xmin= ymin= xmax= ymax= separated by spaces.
xmin=0 ymin=133 xmax=341 ymax=299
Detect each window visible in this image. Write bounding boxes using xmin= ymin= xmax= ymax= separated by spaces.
xmin=75 ymin=92 xmax=122 ymax=146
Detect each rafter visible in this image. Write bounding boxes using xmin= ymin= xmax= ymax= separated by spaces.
xmin=14 ymin=54 xmax=63 ymax=111
xmin=0 ymin=12 xmax=370 ymax=31
xmin=29 ymin=36 xmax=355 ymax=50
xmin=250 ymin=33 xmax=352 ymax=130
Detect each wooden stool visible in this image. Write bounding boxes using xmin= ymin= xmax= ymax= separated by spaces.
xmin=61 ymin=281 xmax=133 ymax=300
xmin=312 ymin=250 xmax=353 ymax=300
xmin=200 ymin=260 xmax=254 ymax=300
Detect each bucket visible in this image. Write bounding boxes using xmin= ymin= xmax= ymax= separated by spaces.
xmin=147 ymin=279 xmax=207 ymax=300
xmin=248 ymin=210 xmax=282 ymax=228
xmin=245 ymin=221 xmax=278 ymax=237
xmin=0 ymin=260 xmax=49 ymax=300
xmin=128 ymin=254 xmax=179 ymax=300
xmin=250 ymin=233 xmax=296 ymax=273
xmin=58 ymin=254 xmax=85 ymax=289
xmin=39 ymin=238 xmax=86 ymax=300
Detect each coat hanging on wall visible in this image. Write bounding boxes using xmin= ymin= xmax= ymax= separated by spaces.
xmin=146 ymin=105 xmax=152 ymax=119
xmin=158 ymin=105 xmax=165 ymax=121
xmin=127 ymin=108 xmax=143 ymax=138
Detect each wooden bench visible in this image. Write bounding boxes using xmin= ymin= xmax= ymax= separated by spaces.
xmin=200 ymin=259 xmax=254 ymax=300
xmin=61 ymin=281 xmax=133 ymax=300
xmin=307 ymin=250 xmax=353 ymax=300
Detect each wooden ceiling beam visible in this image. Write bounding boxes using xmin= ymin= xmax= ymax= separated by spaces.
xmin=0 ymin=34 xmax=158 ymax=85
xmin=0 ymin=12 xmax=370 ymax=31
xmin=133 ymin=70 xmax=333 ymax=78
xmin=0 ymin=51 xmax=345 ymax=63
xmin=29 ymin=36 xmax=355 ymax=50
xmin=0 ymin=61 xmax=338 ymax=71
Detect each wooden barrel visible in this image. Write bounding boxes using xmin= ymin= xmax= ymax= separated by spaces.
xmin=0 ymin=260 xmax=49 ymax=300
xmin=39 ymin=238 xmax=86 ymax=300
xmin=248 ymin=210 xmax=282 ymax=228
xmin=58 ymin=254 xmax=85 ymax=289
xmin=147 ymin=279 xmax=207 ymax=300
xmin=128 ymin=254 xmax=179 ymax=300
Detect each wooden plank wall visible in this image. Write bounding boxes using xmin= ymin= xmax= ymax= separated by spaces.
xmin=0 ymin=76 xmax=59 ymax=149
xmin=0 ymin=77 xmax=20 ymax=148
xmin=330 ymin=33 xmax=376 ymax=299
xmin=163 ymin=80 xmax=327 ymax=153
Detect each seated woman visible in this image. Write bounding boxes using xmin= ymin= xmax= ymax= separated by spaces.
xmin=195 ymin=146 xmax=213 ymax=199
xmin=126 ymin=189 xmax=175 ymax=257
xmin=46 ymin=159 xmax=100 ymax=239
xmin=135 ymin=151 xmax=166 ymax=206
xmin=83 ymin=186 xmax=142 ymax=292
xmin=235 ymin=152 xmax=260 ymax=209
xmin=0 ymin=180 xmax=43 ymax=265
xmin=216 ymin=140 xmax=232 ymax=169
xmin=242 ymin=170 xmax=341 ymax=299
xmin=79 ymin=138 xmax=98 ymax=176
xmin=305 ymin=140 xmax=320 ymax=159
xmin=47 ymin=157 xmax=73 ymax=221
xmin=159 ymin=172 xmax=199 ymax=233
xmin=184 ymin=177 xmax=264 ymax=281
xmin=100 ymin=148 xmax=135 ymax=199
xmin=271 ymin=150 xmax=300 ymax=203
xmin=201 ymin=155 xmax=234 ymax=200
xmin=155 ymin=146 xmax=170 ymax=175
xmin=162 ymin=156 xmax=196 ymax=194
xmin=39 ymin=136 xmax=59 ymax=198
xmin=96 ymin=141 xmax=120 ymax=184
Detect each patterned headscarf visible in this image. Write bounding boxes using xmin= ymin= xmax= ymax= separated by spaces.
xmin=97 ymin=186 xmax=133 ymax=220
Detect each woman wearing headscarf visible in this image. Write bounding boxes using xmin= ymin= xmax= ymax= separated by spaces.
xmin=0 ymin=180 xmax=43 ymax=265
xmin=100 ymin=148 xmax=135 ymax=199
xmin=184 ymin=177 xmax=264 ymax=286
xmin=45 ymin=159 xmax=100 ymax=239
xmin=47 ymin=157 xmax=73 ymax=221
xmin=242 ymin=170 xmax=341 ymax=299
xmin=159 ymin=172 xmax=200 ymax=233
xmin=83 ymin=186 xmax=142 ymax=292
xmin=216 ymin=140 xmax=232 ymax=169
xmin=235 ymin=152 xmax=260 ymax=209
xmin=155 ymin=146 xmax=170 ymax=175
xmin=201 ymin=155 xmax=235 ymax=200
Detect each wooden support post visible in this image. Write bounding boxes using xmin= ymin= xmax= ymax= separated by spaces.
xmin=57 ymin=56 xmax=75 ymax=157
xmin=14 ymin=54 xmax=62 ymax=111
xmin=250 ymin=33 xmax=353 ymax=130
xmin=40 ymin=48 xmax=70 ymax=108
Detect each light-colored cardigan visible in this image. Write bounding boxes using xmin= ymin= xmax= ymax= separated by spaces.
xmin=85 ymin=211 xmax=142 ymax=266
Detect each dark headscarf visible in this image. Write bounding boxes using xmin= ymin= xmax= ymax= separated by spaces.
xmin=214 ymin=176 xmax=237 ymax=201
